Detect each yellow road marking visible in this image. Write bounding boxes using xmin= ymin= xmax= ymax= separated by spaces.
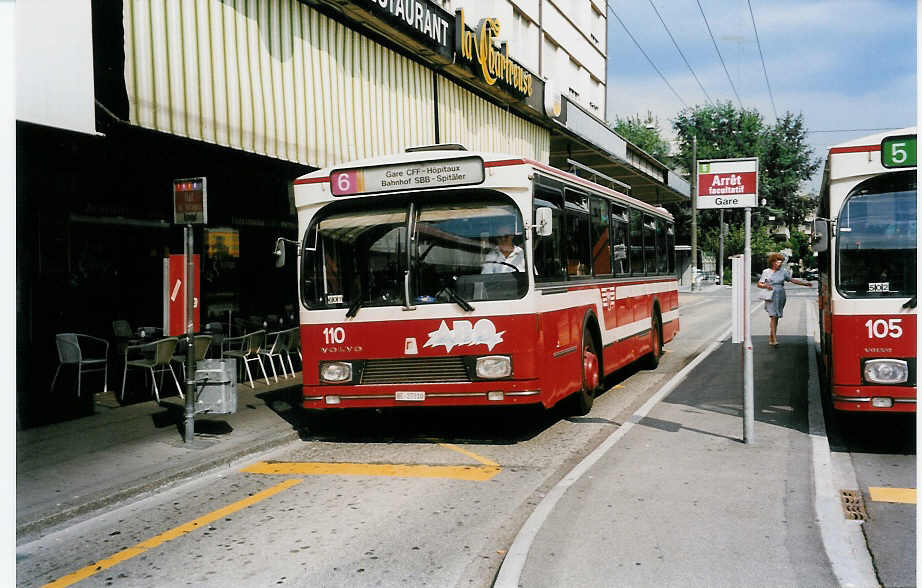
xmin=241 ymin=461 xmax=500 ymax=481
xmin=44 ymin=479 xmax=302 ymax=588
xmin=438 ymin=443 xmax=499 ymax=467
xmin=613 ymin=384 xmax=625 ymax=389
xmin=868 ymin=487 xmax=916 ymax=504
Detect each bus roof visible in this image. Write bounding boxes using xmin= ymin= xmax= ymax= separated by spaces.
xmin=294 ymin=149 xmax=674 ymax=221
xmin=828 ymin=126 xmax=915 ymax=154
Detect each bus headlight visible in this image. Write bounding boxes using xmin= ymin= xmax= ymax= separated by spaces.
xmin=863 ymin=359 xmax=908 ymax=384
xmin=476 ymin=355 xmax=511 ymax=379
xmin=319 ymin=361 xmax=353 ymax=383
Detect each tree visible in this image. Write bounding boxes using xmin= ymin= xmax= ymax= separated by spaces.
xmin=611 ymin=112 xmax=672 ymax=165
xmin=671 ymin=102 xmax=820 ymax=266
xmin=760 ymin=112 xmax=820 ymax=229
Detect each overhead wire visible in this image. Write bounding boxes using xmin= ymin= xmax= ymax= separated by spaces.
xmin=694 ymin=0 xmax=743 ymax=109
xmin=646 ymin=0 xmax=714 ymax=106
xmin=607 ymin=2 xmax=688 ymax=109
xmin=747 ymin=0 xmax=777 ymax=121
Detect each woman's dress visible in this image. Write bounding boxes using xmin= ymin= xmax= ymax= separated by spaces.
xmin=761 ymin=268 xmax=791 ymax=318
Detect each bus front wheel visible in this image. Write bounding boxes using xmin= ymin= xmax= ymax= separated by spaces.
xmin=644 ymin=311 xmax=663 ymax=370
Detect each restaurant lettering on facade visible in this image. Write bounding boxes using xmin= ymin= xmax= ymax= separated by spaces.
xmin=454 ymin=10 xmax=533 ymax=99
xmin=365 ymin=0 xmax=453 ymax=55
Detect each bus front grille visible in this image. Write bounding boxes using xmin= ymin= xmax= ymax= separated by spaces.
xmin=361 ymin=357 xmax=470 ymax=384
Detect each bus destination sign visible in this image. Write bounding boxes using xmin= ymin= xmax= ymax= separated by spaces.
xmin=696 ymin=157 xmax=758 ymax=210
xmin=881 ymin=134 xmax=917 ymax=168
xmin=330 ymin=157 xmax=485 ymax=196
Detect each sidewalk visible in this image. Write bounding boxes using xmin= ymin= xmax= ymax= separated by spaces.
xmin=505 ymin=296 xmax=867 ymax=587
xmin=16 ymin=369 xmax=304 ymax=541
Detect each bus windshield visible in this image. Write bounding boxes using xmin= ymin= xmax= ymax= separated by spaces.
xmin=301 ymin=191 xmax=527 ymax=310
xmin=837 ymin=171 xmax=917 ymax=298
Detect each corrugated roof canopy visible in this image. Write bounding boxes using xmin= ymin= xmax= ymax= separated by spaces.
xmin=549 ymin=98 xmax=689 ymax=205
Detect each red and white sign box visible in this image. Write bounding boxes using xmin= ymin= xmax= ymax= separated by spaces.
xmin=696 ymin=157 xmax=758 ymax=209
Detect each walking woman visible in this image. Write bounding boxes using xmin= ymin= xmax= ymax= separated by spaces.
xmin=758 ymin=253 xmax=812 ymax=345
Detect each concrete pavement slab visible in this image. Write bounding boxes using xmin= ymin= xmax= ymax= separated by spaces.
xmin=514 ymin=297 xmax=841 ymax=586
xmin=16 ymin=374 xmax=304 ymax=541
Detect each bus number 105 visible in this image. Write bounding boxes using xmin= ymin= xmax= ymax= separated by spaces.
xmin=865 ymin=318 xmax=903 ymax=339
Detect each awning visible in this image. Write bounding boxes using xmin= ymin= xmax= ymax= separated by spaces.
xmin=549 ymin=98 xmax=689 ymax=205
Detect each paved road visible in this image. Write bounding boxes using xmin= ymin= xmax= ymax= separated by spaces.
xmin=21 ymin=287 xmax=911 ymax=587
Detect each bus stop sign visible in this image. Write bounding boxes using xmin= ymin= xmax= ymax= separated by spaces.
xmin=173 ymin=177 xmax=208 ymax=224
xmin=696 ymin=158 xmax=758 ymax=209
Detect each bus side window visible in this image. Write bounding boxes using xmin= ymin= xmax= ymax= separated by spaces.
xmin=629 ymin=209 xmax=644 ymax=276
xmin=611 ymin=204 xmax=629 ymax=276
xmin=643 ymin=215 xmax=657 ymax=274
xmin=565 ymin=190 xmax=591 ymax=277
xmin=533 ymin=190 xmax=565 ymax=282
xmin=655 ymin=218 xmax=668 ymax=274
xmin=590 ymin=196 xmax=612 ymax=276
xmin=666 ymin=223 xmax=675 ymax=274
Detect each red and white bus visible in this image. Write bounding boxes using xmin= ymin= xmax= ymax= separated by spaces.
xmin=290 ymin=146 xmax=678 ymax=414
xmin=815 ymin=128 xmax=917 ymax=412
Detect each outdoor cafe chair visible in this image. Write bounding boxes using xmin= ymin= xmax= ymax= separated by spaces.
xmin=259 ymin=330 xmax=291 ymax=383
xmin=112 ymin=320 xmax=133 ymax=339
xmin=203 ymin=322 xmax=225 ymax=358
xmin=280 ymin=327 xmax=300 ymax=375
xmin=121 ymin=337 xmax=182 ymax=404
xmin=171 ymin=334 xmax=213 ymax=379
xmin=51 ymin=333 xmax=109 ymax=397
xmin=222 ymin=330 xmax=269 ymax=388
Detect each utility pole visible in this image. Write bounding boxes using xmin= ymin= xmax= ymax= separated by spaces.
xmin=690 ymin=136 xmax=697 ymax=290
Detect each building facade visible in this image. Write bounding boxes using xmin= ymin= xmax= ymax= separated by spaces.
xmin=17 ymin=0 xmax=687 ymax=425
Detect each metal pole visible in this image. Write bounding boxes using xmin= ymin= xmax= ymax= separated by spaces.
xmin=743 ymin=207 xmax=754 ymax=443
xmin=718 ymin=209 xmax=724 ymax=285
xmin=690 ymin=136 xmax=698 ymax=290
xmin=184 ymin=225 xmax=195 ymax=444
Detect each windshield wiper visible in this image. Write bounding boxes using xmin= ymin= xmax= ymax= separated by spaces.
xmin=346 ymin=297 xmax=363 ymax=318
xmin=439 ymin=286 xmax=474 ymax=312
xmin=903 ymin=295 xmax=917 ymax=309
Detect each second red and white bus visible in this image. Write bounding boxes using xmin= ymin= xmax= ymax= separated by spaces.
xmin=815 ymin=127 xmax=917 ymax=412
xmin=290 ymin=146 xmax=679 ymax=414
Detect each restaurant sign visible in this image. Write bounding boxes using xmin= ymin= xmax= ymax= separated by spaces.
xmin=330 ymin=156 xmax=484 ymax=196
xmin=454 ymin=10 xmax=538 ymax=107
xmin=360 ymin=0 xmax=454 ymax=60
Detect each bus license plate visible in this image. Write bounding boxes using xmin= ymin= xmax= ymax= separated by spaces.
xmin=395 ymin=391 xmax=425 ymax=402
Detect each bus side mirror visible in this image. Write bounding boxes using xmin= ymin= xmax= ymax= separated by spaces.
xmin=535 ymin=207 xmax=553 ymax=237
xmin=273 ymin=238 xmax=286 ymax=268
xmin=812 ymin=219 xmax=829 ymax=253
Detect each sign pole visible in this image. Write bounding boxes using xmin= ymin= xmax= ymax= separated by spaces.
xmin=718 ymin=209 xmax=725 ymax=285
xmin=690 ymin=136 xmax=698 ymax=290
xmin=743 ymin=207 xmax=754 ymax=443
xmin=184 ymin=224 xmax=196 ymax=444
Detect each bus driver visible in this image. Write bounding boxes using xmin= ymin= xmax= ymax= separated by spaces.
xmin=482 ymin=223 xmax=525 ymax=273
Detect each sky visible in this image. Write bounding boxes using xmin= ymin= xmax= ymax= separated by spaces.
xmin=604 ymin=0 xmax=917 ymax=192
